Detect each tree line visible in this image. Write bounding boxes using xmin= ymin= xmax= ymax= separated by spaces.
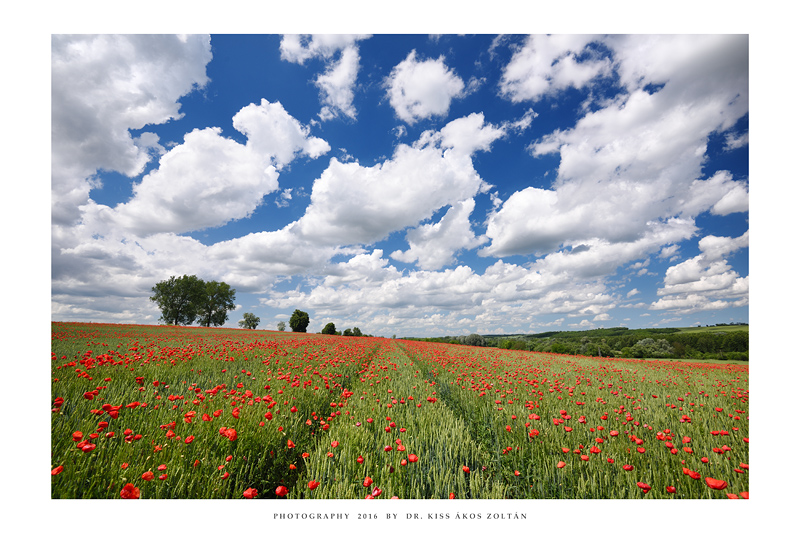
xmin=407 ymin=328 xmax=749 ymax=361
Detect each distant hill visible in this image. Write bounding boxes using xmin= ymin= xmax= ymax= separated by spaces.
xmin=405 ymin=324 xmax=749 ymax=361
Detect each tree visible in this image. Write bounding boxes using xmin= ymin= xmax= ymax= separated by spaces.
xmin=289 ymin=309 xmax=309 ymax=333
xmin=277 ymin=321 xmax=286 ymax=332
xmin=197 ymin=280 xmax=236 ymax=327
xmin=321 ymin=322 xmax=337 ymax=335
xmin=343 ymin=328 xmax=353 ymax=336
xmin=353 ymin=326 xmax=362 ymax=337
xmin=463 ymin=333 xmax=487 ymax=347
xmin=150 ymin=275 xmax=205 ymax=326
xmin=631 ymin=337 xmax=674 ymax=359
xmin=239 ymin=313 xmax=260 ymax=330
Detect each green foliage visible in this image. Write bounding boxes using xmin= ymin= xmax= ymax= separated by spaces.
xmin=289 ymin=309 xmax=309 ymax=333
xmin=151 ymin=275 xmax=236 ymax=327
xmin=321 ymin=322 xmax=337 ymax=335
xmin=630 ymin=338 xmax=674 ymax=359
xmin=196 ymin=280 xmax=236 ymax=327
xmin=277 ymin=321 xmax=286 ymax=332
xmin=239 ymin=312 xmax=260 ymax=330
xmin=342 ymin=326 xmax=363 ymax=337
xmin=150 ymin=275 xmax=206 ymax=326
xmin=463 ymin=333 xmax=487 ymax=346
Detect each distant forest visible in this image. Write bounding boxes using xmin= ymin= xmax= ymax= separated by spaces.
xmin=405 ymin=325 xmax=749 ymax=361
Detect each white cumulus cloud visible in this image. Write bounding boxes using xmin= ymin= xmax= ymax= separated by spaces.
xmin=391 ymin=199 xmax=488 ymax=270
xmin=652 ymin=230 xmax=748 ymax=314
xmin=51 ymin=34 xmax=212 ymax=225
xmin=280 ymin=34 xmax=370 ymax=121
xmin=111 ymin=99 xmax=330 ymax=236
xmin=384 ymin=50 xmax=466 ymax=124
xmin=483 ymin=35 xmax=749 ymax=260
xmin=499 ymin=34 xmax=612 ymax=103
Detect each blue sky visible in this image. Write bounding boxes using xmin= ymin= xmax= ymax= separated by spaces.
xmin=51 ymin=33 xmax=749 ymax=336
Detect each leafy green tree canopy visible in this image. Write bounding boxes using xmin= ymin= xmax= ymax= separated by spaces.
xmin=150 ymin=275 xmax=205 ymax=326
xmin=197 ymin=280 xmax=236 ymax=327
xmin=321 ymin=322 xmax=337 ymax=335
xmin=150 ymin=275 xmax=236 ymax=327
xmin=289 ymin=309 xmax=309 ymax=332
xmin=239 ymin=312 xmax=260 ymax=330
xmin=463 ymin=333 xmax=487 ymax=346
xmin=277 ymin=321 xmax=286 ymax=332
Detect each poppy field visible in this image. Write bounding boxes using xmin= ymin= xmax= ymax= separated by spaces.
xmin=51 ymin=322 xmax=749 ymax=500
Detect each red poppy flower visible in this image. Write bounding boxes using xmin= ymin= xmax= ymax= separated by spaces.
xmin=142 ymin=471 xmax=154 ymax=481
xmin=157 ymin=464 xmax=166 ymax=471
xmin=72 ymin=431 xmax=83 ymax=442
xmin=449 ymin=493 xmax=456 ymax=499
xmin=557 ymin=461 xmax=566 ymax=469
xmin=120 ymin=483 xmax=140 ymax=499
xmin=623 ymin=464 xmax=634 ymax=471
xmin=683 ymin=468 xmax=701 ymax=480
xmin=372 ymin=487 xmax=382 ymax=497
xmin=51 ymin=466 xmax=64 ymax=476
xmin=275 ymin=485 xmax=288 ymax=497
xmin=184 ymin=435 xmax=194 ymax=444
xmin=243 ymin=488 xmax=258 ymax=499
xmin=705 ymin=477 xmax=728 ymax=490
xmin=287 ymin=439 xmax=295 ymax=449
xmin=363 ymin=476 xmax=373 ymax=487
xmin=666 ymin=486 xmax=676 ymax=493
xmin=308 ymin=480 xmax=320 ymax=490
xmin=408 ymin=454 xmax=419 ymax=463
xmin=637 ymin=482 xmax=651 ymax=494
xmin=331 ymin=441 xmax=339 ymax=448
xmin=462 ymin=466 xmax=470 ymax=473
